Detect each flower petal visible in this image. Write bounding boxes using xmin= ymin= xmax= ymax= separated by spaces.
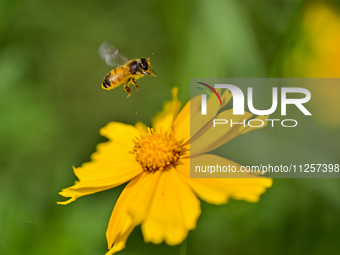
xmin=58 ymin=122 xmax=144 ymax=205
xmin=106 ymin=174 xmax=144 ymax=254
xmin=239 ymin=115 xmax=269 ymax=134
xmin=189 ymin=89 xmax=232 ymax=138
xmin=190 ymin=109 xmax=254 ymax=156
xmin=140 ymin=169 xmax=201 ymax=245
xmin=152 ymin=87 xmax=182 ymax=131
xmin=177 ymin=156 xmax=272 ymax=204
xmin=173 ymin=89 xmax=233 ymax=147
xmin=58 ymin=142 xmax=142 ymax=205
xmin=100 ymin=122 xmax=141 ymax=149
xmin=135 ymin=121 xmax=148 ymax=134
xmin=173 ymin=99 xmax=190 ymax=143
xmin=128 ymin=171 xmax=163 ymax=225
xmin=105 ymin=225 xmax=134 ymax=255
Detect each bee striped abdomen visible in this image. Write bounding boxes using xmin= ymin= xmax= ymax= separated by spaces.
xmin=102 ymin=76 xmax=111 ymax=89
xmin=102 ymin=66 xmax=129 ymax=90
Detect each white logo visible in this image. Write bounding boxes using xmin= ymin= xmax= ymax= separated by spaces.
xmin=201 ymin=84 xmax=312 ymax=116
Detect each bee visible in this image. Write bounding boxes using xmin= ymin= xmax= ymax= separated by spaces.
xmin=98 ymin=42 xmax=156 ymax=98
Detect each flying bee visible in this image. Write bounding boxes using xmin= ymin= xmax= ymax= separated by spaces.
xmin=98 ymin=42 xmax=156 ymax=98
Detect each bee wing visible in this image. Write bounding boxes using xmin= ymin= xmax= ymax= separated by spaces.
xmin=98 ymin=41 xmax=129 ymax=67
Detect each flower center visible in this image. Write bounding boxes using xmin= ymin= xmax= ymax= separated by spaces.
xmin=132 ymin=128 xmax=182 ymax=172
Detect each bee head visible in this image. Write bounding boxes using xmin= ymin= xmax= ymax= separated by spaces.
xmin=140 ymin=57 xmax=156 ymax=77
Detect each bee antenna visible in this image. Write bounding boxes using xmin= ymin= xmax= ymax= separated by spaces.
xmin=148 ymin=52 xmax=154 ymax=60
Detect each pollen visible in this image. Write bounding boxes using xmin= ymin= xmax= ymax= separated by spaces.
xmin=132 ymin=128 xmax=182 ymax=172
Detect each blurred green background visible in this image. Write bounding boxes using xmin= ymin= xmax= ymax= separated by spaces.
xmin=1 ymin=0 xmax=339 ymax=254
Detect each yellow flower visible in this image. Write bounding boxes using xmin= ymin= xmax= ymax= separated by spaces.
xmin=58 ymin=88 xmax=272 ymax=254
xmin=283 ymin=3 xmax=340 ymax=128
xmin=284 ymin=3 xmax=340 ymax=77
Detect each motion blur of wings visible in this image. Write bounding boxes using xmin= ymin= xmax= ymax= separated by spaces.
xmin=98 ymin=41 xmax=129 ymax=67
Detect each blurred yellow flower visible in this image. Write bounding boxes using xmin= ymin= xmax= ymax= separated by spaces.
xmin=284 ymin=3 xmax=340 ymax=77
xmin=284 ymin=3 xmax=340 ymax=128
xmin=58 ymin=88 xmax=272 ymax=255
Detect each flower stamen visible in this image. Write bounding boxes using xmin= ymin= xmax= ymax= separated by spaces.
xmin=132 ymin=128 xmax=182 ymax=172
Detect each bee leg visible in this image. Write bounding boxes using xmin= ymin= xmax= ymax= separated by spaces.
xmin=131 ymin=78 xmax=139 ymax=92
xmin=124 ymin=79 xmax=132 ymax=98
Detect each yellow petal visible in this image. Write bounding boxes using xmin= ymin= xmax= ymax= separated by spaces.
xmin=100 ymin=122 xmax=141 ymax=149
xmin=190 ymin=109 xmax=253 ymax=156
xmin=177 ymin=155 xmax=272 ymax=204
xmin=152 ymin=87 xmax=182 ymax=131
xmin=239 ymin=115 xmax=269 ymax=134
xmin=189 ymin=89 xmax=232 ymax=138
xmin=58 ymin=122 xmax=144 ymax=205
xmin=58 ymin=163 xmax=141 ymax=205
xmin=128 ymin=171 xmax=163 ymax=225
xmin=140 ymin=169 xmax=201 ymax=245
xmin=135 ymin=121 xmax=148 ymax=134
xmin=106 ymin=174 xmax=144 ymax=253
xmin=173 ymin=88 xmax=232 ymax=147
xmin=173 ymin=99 xmax=190 ymax=143
xmin=58 ymin=145 xmax=142 ymax=205
xmin=105 ymin=225 xmax=134 ymax=255
xmin=90 ymin=140 xmax=134 ymax=162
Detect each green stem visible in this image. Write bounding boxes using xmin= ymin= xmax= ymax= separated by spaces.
xmin=179 ymin=239 xmax=187 ymax=255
